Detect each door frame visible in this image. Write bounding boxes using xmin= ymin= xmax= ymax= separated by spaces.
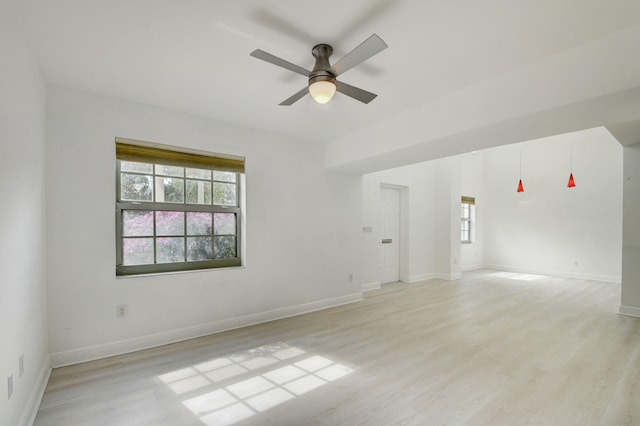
xmin=379 ymin=183 xmax=410 ymax=283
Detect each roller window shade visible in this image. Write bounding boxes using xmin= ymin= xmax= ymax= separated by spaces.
xmin=461 ymin=196 xmax=475 ymax=205
xmin=116 ymin=140 xmax=244 ymax=174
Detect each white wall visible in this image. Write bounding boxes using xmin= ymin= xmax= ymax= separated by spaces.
xmin=361 ymin=127 xmax=622 ymax=287
xmin=0 ymin=1 xmax=49 ymax=424
xmin=483 ymin=127 xmax=623 ymax=282
xmin=45 ymin=86 xmax=362 ymax=366
xmin=433 ymin=157 xmax=462 ymax=279
xmin=361 ymin=159 xmax=462 ymax=286
xmin=621 ymin=143 xmax=640 ymax=316
xmin=362 ymin=164 xmax=435 ymax=285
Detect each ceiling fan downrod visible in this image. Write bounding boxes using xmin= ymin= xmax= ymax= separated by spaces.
xmin=309 ymin=44 xmax=336 ymax=87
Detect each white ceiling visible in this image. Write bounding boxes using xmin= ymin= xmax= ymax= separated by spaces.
xmin=25 ymin=0 xmax=640 ymax=167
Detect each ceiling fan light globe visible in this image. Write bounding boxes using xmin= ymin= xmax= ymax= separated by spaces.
xmin=309 ymin=80 xmax=336 ymax=104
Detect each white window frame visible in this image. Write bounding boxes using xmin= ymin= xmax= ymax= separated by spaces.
xmin=115 ymin=139 xmax=244 ymax=276
xmin=461 ymin=196 xmax=475 ymax=244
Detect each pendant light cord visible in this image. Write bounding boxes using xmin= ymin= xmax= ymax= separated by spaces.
xmin=567 ymin=143 xmax=576 ymax=188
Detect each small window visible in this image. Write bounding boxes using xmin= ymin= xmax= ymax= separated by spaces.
xmin=115 ymin=139 xmax=244 ymax=276
xmin=461 ymin=196 xmax=475 ymax=244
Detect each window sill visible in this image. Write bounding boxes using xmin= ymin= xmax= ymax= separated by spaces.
xmin=116 ymin=264 xmax=246 ymax=279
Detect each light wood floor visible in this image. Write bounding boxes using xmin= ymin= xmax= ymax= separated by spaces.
xmin=35 ymin=270 xmax=640 ymax=425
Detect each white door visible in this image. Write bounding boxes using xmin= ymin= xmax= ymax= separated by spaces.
xmin=379 ymin=187 xmax=400 ymax=284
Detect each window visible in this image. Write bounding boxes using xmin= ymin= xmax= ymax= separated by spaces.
xmin=115 ymin=139 xmax=245 ymax=276
xmin=461 ymin=196 xmax=475 ymax=244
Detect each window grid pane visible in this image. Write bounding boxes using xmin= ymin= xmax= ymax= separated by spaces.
xmin=186 ymin=167 xmax=212 ymax=180
xmin=156 ymin=237 xmax=185 ymax=263
xmin=120 ymin=173 xmax=153 ymax=201
xmin=123 ymin=210 xmax=154 ymax=236
xmin=186 ymin=180 xmax=212 ymax=205
xmin=155 ymin=164 xmax=184 ymax=177
xmin=460 ymin=201 xmax=473 ymax=243
xmin=121 ymin=161 xmax=153 ymax=174
xmin=187 ymin=212 xmax=212 ymax=235
xmin=213 ymin=182 xmax=237 ymax=206
xmin=214 ymin=236 xmax=236 ymax=259
xmin=123 ymin=238 xmax=154 ymax=265
xmin=187 ymin=237 xmax=213 ymax=261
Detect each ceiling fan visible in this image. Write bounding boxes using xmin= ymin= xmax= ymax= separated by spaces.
xmin=250 ymin=34 xmax=388 ymax=106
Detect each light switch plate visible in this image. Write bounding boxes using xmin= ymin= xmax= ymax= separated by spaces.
xmin=116 ymin=304 xmax=127 ymax=319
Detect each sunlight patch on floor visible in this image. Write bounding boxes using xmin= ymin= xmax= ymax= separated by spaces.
xmin=158 ymin=342 xmax=354 ymax=426
xmin=490 ymin=271 xmax=545 ymax=281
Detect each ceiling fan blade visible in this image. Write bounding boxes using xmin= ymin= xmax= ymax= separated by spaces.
xmin=250 ymin=49 xmax=311 ymax=77
xmin=279 ymin=87 xmax=309 ymax=106
xmin=335 ymin=81 xmax=377 ymax=104
xmin=329 ymin=34 xmax=388 ymax=76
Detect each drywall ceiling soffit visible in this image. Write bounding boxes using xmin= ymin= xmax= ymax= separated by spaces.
xmin=326 ymin=23 xmax=640 ymax=174
xmin=24 ymin=0 xmax=640 ymax=147
xmin=607 ymin=120 xmax=640 ymax=147
xmin=333 ymin=87 xmax=640 ymax=175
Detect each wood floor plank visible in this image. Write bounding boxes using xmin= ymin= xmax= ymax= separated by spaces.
xmin=35 ymin=270 xmax=640 ymax=425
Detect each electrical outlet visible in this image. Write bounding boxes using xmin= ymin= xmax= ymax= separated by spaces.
xmin=19 ymin=355 xmax=24 ymax=377
xmin=116 ymin=304 xmax=127 ymax=319
xmin=7 ymin=375 xmax=13 ymax=399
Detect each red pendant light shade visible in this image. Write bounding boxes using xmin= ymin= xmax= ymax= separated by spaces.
xmin=567 ymin=145 xmax=576 ymax=188
xmin=517 ymin=150 xmax=524 ymax=193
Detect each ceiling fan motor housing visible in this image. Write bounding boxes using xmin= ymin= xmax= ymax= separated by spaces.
xmin=309 ymin=44 xmax=336 ymax=86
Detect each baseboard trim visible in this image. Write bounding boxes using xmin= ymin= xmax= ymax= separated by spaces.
xmin=619 ymin=305 xmax=640 ymax=318
xmin=403 ymin=273 xmax=435 ymax=283
xmin=50 ymin=293 xmax=363 ymax=368
xmin=484 ymin=264 xmax=620 ymax=283
xmin=461 ymin=265 xmax=483 ymax=272
xmin=402 ymin=273 xmax=462 ymax=283
xmin=19 ymin=355 xmax=51 ymax=426
xmin=445 ymin=272 xmax=462 ymax=281
xmin=362 ymin=282 xmax=381 ymax=292
xmin=428 ymin=273 xmax=462 ymax=281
